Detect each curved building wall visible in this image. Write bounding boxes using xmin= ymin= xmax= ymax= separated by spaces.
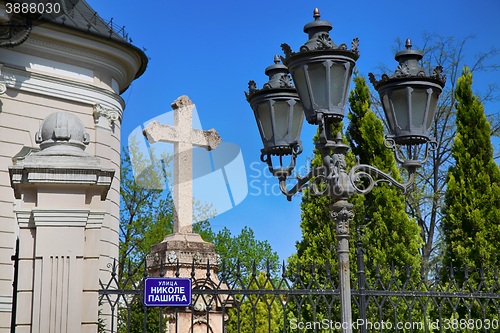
xmin=0 ymin=19 xmax=145 ymax=331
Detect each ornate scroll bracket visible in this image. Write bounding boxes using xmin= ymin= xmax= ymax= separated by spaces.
xmin=0 ymin=80 xmax=6 ymax=94
xmin=93 ymin=104 xmax=120 ymax=128
xmin=0 ymin=64 xmax=7 ymax=94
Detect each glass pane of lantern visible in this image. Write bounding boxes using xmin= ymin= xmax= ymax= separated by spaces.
xmin=411 ymin=89 xmax=428 ymax=128
xmin=382 ymin=94 xmax=395 ymax=132
xmin=342 ymin=64 xmax=352 ymax=107
xmin=392 ymin=88 xmax=409 ymax=129
xmin=273 ymin=101 xmax=290 ymax=139
xmin=426 ymin=90 xmax=439 ymax=130
xmin=308 ymin=62 xmax=327 ymax=109
xmin=257 ymin=103 xmax=272 ymax=140
xmin=291 ymin=102 xmax=304 ymax=141
xmin=330 ymin=63 xmax=346 ymax=106
xmin=293 ymin=67 xmax=311 ymax=110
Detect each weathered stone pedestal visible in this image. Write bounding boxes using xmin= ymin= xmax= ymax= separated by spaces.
xmin=147 ymin=233 xmax=230 ymax=332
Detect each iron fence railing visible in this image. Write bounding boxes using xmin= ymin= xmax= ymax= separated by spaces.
xmin=99 ymin=241 xmax=500 ymax=333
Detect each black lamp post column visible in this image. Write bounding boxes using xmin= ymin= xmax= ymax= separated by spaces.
xmin=331 ymin=199 xmax=354 ymax=330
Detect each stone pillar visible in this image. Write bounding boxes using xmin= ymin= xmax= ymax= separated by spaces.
xmin=147 ymin=234 xmax=231 ymax=332
xmin=9 ymin=112 xmax=114 ymax=333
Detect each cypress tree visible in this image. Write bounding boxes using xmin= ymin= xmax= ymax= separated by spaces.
xmin=442 ymin=66 xmax=500 ymax=275
xmin=346 ymin=75 xmax=422 ymax=271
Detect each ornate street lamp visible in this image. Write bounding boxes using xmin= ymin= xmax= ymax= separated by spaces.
xmin=280 ymin=8 xmax=359 ymax=126
xmin=245 ymin=55 xmax=305 ymax=161
xmin=246 ymin=9 xmax=445 ymax=333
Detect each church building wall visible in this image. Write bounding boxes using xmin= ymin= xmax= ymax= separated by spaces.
xmin=0 ymin=11 xmax=146 ymax=331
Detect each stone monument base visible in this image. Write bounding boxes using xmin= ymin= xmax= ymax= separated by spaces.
xmin=146 ymin=233 xmax=230 ymax=333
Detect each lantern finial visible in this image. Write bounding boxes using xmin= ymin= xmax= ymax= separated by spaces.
xmin=313 ymin=8 xmax=320 ymax=20
xmin=405 ymin=38 xmax=412 ymax=49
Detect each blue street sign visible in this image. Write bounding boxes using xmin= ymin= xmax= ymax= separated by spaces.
xmin=143 ymin=277 xmax=192 ymax=307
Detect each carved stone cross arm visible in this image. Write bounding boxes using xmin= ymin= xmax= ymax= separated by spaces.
xmin=142 ymin=120 xmax=221 ymax=151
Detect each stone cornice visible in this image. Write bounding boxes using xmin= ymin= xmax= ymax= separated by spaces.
xmin=28 ymin=25 xmax=145 ymax=93
xmin=32 ymin=208 xmax=90 ymax=227
xmin=1 ymin=65 xmax=125 ymax=115
xmin=25 ymin=36 xmax=127 ymax=84
xmin=9 ymin=164 xmax=114 ymax=200
xmin=15 ymin=208 xmax=106 ymax=229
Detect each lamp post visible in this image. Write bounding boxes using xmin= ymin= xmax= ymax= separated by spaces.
xmin=245 ymin=8 xmax=446 ymax=332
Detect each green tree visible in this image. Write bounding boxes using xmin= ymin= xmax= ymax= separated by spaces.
xmin=226 ymin=272 xmax=283 ymax=333
xmin=442 ymin=66 xmax=500 ymax=275
xmin=119 ymin=138 xmax=175 ymax=283
xmin=346 ymin=75 xmax=422 ymax=270
xmin=439 ymin=67 xmax=500 ymax=327
xmin=346 ymin=75 xmax=422 ymax=326
xmin=203 ymin=226 xmax=280 ymax=286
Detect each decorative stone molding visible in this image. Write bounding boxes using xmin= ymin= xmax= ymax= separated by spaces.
xmin=0 ymin=65 xmax=124 ymax=111
xmin=93 ymin=103 xmax=120 ymax=127
xmin=26 ymin=37 xmax=126 ymax=83
xmin=32 ymin=208 xmax=90 ymax=228
xmin=168 ymin=250 xmax=177 ymax=263
xmin=15 ymin=209 xmax=34 ymax=229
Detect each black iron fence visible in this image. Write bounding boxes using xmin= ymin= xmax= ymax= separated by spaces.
xmin=99 ymin=242 xmax=500 ymax=333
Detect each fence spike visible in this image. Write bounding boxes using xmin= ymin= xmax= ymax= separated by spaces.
xmin=207 ymin=258 xmax=211 ymax=277
xmin=175 ymin=258 xmax=180 ymax=278
xmin=282 ymin=260 xmax=286 ymax=279
xmin=266 ymin=260 xmax=270 ymax=278
xmin=191 ymin=258 xmax=196 ymax=278
xmin=160 ymin=257 xmax=164 ymax=277
xmin=252 ymin=259 xmax=256 ymax=278
xmin=449 ymin=262 xmax=455 ymax=280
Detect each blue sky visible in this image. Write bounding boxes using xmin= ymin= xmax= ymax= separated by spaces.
xmin=88 ymin=0 xmax=500 ymax=262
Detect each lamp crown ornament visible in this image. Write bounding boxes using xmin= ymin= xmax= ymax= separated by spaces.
xmin=245 ymin=55 xmax=295 ymax=102
xmin=280 ymin=8 xmax=360 ymax=61
xmin=369 ymin=38 xmax=446 ymax=90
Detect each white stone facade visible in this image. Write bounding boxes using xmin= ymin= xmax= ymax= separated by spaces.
xmin=0 ymin=5 xmax=146 ymax=332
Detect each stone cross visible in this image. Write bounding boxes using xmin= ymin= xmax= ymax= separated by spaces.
xmin=142 ymin=95 xmax=221 ymax=234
